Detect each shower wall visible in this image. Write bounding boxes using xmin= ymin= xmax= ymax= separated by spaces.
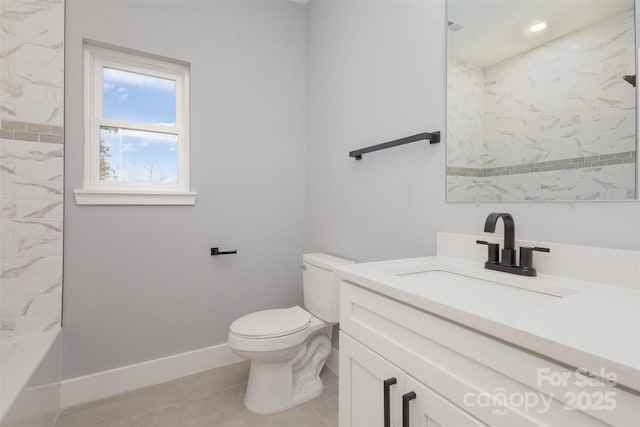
xmin=1 ymin=0 xmax=65 ymax=337
xmin=447 ymin=8 xmax=636 ymax=201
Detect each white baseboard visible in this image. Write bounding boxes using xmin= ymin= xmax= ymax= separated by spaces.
xmin=60 ymin=343 xmax=243 ymax=409
xmin=326 ymin=346 xmax=339 ymax=375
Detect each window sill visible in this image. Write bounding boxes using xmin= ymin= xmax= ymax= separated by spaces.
xmin=73 ymin=189 xmax=197 ymax=205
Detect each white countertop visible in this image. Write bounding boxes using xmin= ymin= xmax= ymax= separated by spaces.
xmin=334 ymin=256 xmax=640 ymax=391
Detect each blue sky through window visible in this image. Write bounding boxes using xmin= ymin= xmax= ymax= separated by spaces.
xmin=101 ymin=67 xmax=178 ymax=182
xmin=100 ymin=128 xmax=178 ymax=183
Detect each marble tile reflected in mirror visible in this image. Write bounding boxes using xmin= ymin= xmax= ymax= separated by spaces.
xmin=446 ymin=0 xmax=637 ymax=202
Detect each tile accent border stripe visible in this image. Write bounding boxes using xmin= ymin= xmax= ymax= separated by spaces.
xmin=447 ymin=151 xmax=636 ymax=177
xmin=1 ymin=120 xmax=64 ymax=144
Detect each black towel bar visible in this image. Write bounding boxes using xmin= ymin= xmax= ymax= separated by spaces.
xmin=349 ymin=131 xmax=440 ymax=160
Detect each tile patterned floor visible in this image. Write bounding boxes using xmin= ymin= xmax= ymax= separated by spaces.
xmin=55 ymin=361 xmax=338 ymax=427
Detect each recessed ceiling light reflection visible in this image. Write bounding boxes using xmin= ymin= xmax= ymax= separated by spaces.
xmin=529 ymin=22 xmax=547 ymax=33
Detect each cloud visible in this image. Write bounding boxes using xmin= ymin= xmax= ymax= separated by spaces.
xmin=116 ymin=87 xmax=129 ymax=102
xmin=104 ymin=67 xmax=175 ymax=92
xmin=103 ymin=80 xmax=129 ymax=102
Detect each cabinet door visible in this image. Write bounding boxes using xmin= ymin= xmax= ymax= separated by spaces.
xmin=404 ymin=376 xmax=486 ymax=427
xmin=340 ymin=332 xmax=405 ymax=427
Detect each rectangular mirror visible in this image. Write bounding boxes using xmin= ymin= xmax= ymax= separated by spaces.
xmin=446 ymin=0 xmax=637 ymax=202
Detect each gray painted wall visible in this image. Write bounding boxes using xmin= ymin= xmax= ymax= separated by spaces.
xmin=306 ymin=0 xmax=640 ymax=269
xmin=64 ymin=0 xmax=640 ymax=379
xmin=64 ymin=0 xmax=306 ymax=379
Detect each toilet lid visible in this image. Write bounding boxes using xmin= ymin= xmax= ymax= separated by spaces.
xmin=230 ymin=306 xmax=311 ymax=338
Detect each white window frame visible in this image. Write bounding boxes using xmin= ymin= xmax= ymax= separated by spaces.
xmin=74 ymin=43 xmax=196 ymax=205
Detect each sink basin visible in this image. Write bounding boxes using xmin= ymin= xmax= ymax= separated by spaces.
xmin=333 ymin=252 xmax=640 ymax=392
xmin=385 ymin=263 xmax=579 ymax=298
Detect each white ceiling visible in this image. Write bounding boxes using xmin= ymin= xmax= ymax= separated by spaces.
xmin=448 ymin=0 xmax=634 ymax=67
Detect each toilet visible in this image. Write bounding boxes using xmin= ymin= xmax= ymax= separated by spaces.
xmin=227 ymin=253 xmax=354 ymax=414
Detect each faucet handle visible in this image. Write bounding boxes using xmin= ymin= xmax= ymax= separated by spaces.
xmin=519 ymin=246 xmax=550 ymax=275
xmin=531 ymin=247 xmax=550 ymax=253
xmin=476 ymin=240 xmax=500 ymax=265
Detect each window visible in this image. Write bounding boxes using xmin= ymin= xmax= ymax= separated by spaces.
xmin=74 ymin=43 xmax=195 ymax=205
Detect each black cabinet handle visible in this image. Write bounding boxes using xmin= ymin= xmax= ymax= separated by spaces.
xmin=211 ymin=247 xmax=238 ymax=256
xmin=402 ymin=391 xmax=416 ymax=427
xmin=383 ymin=378 xmax=397 ymax=427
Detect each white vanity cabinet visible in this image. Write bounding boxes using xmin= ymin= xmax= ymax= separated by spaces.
xmin=339 ymin=332 xmax=405 ymax=427
xmin=338 ymin=281 xmax=639 ymax=427
xmin=340 ymin=332 xmax=485 ymax=427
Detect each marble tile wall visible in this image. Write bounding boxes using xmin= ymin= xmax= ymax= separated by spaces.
xmin=448 ymin=163 xmax=636 ymax=202
xmin=1 ymin=0 xmax=64 ymax=337
xmin=447 ymin=58 xmax=486 ymax=169
xmin=447 ymin=8 xmax=637 ymax=202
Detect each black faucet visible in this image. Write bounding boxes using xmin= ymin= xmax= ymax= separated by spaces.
xmin=484 ymin=213 xmax=516 ymax=266
xmin=476 ymin=213 xmax=549 ymax=277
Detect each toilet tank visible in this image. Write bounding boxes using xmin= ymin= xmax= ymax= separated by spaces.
xmin=302 ymin=253 xmax=354 ymax=322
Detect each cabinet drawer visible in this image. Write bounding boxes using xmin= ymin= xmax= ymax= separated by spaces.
xmin=340 ymin=281 xmax=639 ymax=426
xmin=406 ymin=375 xmax=486 ymax=427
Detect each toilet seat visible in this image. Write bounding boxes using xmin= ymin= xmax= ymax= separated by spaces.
xmin=228 ymin=311 xmax=328 ymax=354
xmin=230 ymin=306 xmax=311 ymax=339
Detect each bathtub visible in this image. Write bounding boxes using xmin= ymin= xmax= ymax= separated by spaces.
xmin=1 ymin=328 xmax=61 ymax=427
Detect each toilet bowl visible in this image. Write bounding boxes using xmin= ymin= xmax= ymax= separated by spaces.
xmin=228 ymin=307 xmax=331 ymax=413
xmin=227 ymin=253 xmax=354 ymax=414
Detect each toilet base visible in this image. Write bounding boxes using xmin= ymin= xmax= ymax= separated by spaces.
xmin=244 ymin=364 xmax=324 ymax=415
xmin=242 ymin=332 xmax=331 ymax=414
